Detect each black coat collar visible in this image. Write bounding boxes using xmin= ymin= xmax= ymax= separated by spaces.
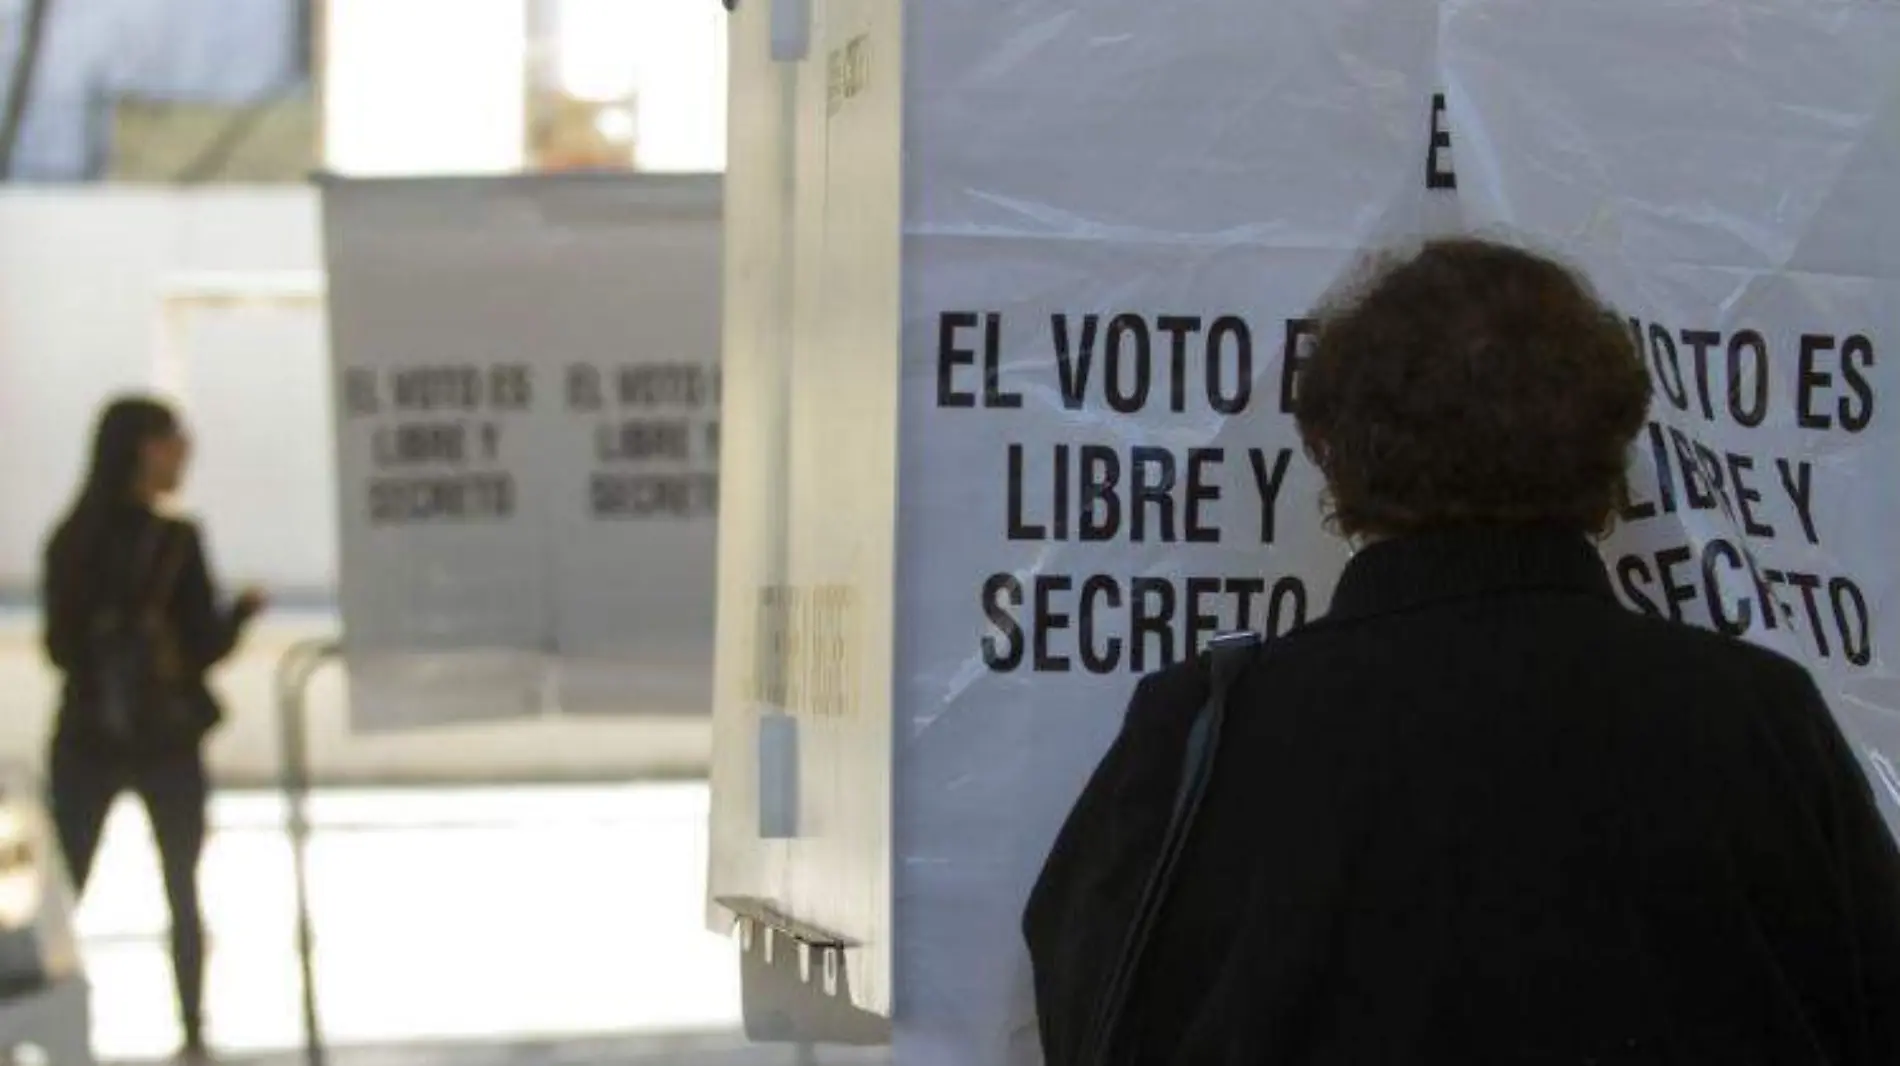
xmin=1326 ymin=527 xmax=1616 ymax=624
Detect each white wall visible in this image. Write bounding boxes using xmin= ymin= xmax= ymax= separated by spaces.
xmin=0 ymin=186 xmax=332 ymax=596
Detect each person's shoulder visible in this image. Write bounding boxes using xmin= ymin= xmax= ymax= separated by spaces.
xmin=43 ymin=514 xmax=78 ymax=560
xmin=153 ymin=509 xmax=203 ymax=537
xmin=1125 ymin=631 xmax=1298 ymax=720
xmin=152 ymin=512 xmax=209 ymax=554
xmin=1609 ymin=606 xmax=1819 ymax=697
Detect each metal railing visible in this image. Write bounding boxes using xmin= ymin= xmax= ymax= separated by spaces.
xmin=271 ymin=639 xmax=341 ymax=1066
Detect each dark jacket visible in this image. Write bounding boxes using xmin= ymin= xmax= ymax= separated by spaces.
xmin=44 ymin=506 xmax=254 ymax=757
xmin=1026 ymin=528 xmax=1900 ymax=1066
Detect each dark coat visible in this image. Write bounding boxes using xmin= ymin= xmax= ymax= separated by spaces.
xmin=44 ymin=507 xmax=254 ymax=757
xmin=1026 ymin=528 xmax=1900 ymax=1065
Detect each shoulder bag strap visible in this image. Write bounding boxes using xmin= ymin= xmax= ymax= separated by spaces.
xmin=1083 ymin=630 xmax=1263 ymax=1066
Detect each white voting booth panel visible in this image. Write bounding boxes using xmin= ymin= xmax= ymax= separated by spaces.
xmin=322 ymin=176 xmax=722 ymax=728
xmin=710 ymin=0 xmax=1900 ymax=1063
xmin=707 ymin=0 xmax=904 ymax=1033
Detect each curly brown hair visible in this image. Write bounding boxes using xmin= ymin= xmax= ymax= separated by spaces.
xmin=1295 ymin=238 xmax=1651 ymax=539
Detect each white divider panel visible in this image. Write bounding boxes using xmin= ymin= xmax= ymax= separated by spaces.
xmin=322 ymin=175 xmax=722 ymax=728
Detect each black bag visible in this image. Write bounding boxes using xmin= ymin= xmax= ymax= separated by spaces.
xmin=1034 ymin=630 xmax=1261 ymax=1066
xmin=82 ymin=523 xmax=193 ymax=747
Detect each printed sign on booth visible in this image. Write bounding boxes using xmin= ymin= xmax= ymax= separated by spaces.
xmin=934 ymin=308 xmax=1320 ymax=675
xmin=1442 ymin=0 xmax=1900 ymax=816
xmin=323 ymin=176 xmax=723 ymax=729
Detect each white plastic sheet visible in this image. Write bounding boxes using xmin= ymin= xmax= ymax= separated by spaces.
xmin=896 ymin=4 xmax=1436 ymax=1062
xmin=710 ymin=1 xmax=1900 ymax=1062
xmin=322 ymin=176 xmax=722 ymax=728
xmin=1444 ymin=0 xmax=1900 ymax=821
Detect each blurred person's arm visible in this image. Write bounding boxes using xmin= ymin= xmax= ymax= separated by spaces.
xmin=173 ymin=522 xmax=260 ymax=672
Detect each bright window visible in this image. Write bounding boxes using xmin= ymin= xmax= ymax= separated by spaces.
xmin=321 ymin=0 xmax=726 ymax=176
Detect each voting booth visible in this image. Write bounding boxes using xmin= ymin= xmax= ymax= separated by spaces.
xmin=706 ymin=1 xmax=1900 ymax=1063
xmin=321 ymin=175 xmax=723 ymax=728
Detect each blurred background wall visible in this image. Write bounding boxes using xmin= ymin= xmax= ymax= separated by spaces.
xmin=0 ymin=0 xmax=730 ymax=786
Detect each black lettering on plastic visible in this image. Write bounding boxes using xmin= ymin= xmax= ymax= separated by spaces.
xmin=1427 ymin=93 xmax=1457 ymax=190
xmin=981 ymin=574 xmax=1024 ymax=671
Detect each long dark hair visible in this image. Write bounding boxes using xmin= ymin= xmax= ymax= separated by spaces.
xmin=47 ymin=396 xmax=181 ymax=593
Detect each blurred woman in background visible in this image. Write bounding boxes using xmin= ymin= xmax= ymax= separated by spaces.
xmin=42 ymin=396 xmax=265 ymax=1062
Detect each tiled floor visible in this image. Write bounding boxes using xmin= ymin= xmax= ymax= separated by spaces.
xmin=75 ymin=783 xmax=882 ymax=1066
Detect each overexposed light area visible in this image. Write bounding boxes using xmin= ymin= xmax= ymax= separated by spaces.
xmin=80 ymin=784 xmax=741 ymax=1058
xmin=637 ymin=2 xmax=728 ymax=173
xmin=323 ymin=0 xmax=529 ymax=176
xmin=322 ymin=0 xmax=725 ymax=176
xmin=555 ymin=0 xmax=727 ymax=171
xmin=554 ymin=0 xmax=640 ymax=101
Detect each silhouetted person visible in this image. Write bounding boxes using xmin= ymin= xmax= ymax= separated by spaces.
xmin=43 ymin=396 xmax=264 ymax=1061
xmin=1027 ymin=239 xmax=1900 ymax=1065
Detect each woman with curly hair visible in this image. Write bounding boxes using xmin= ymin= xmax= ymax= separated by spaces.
xmin=1027 ymin=239 xmax=1900 ymax=1065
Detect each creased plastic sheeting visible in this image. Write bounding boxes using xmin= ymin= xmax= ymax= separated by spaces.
xmin=705 ymin=0 xmax=908 ymax=1025
xmin=890 ymin=1 xmax=1900 ymax=1064
xmin=1443 ymin=0 xmax=1900 ymax=826
xmin=321 ymin=176 xmax=722 ymax=731
xmin=898 ymin=3 xmax=1435 ymax=1063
